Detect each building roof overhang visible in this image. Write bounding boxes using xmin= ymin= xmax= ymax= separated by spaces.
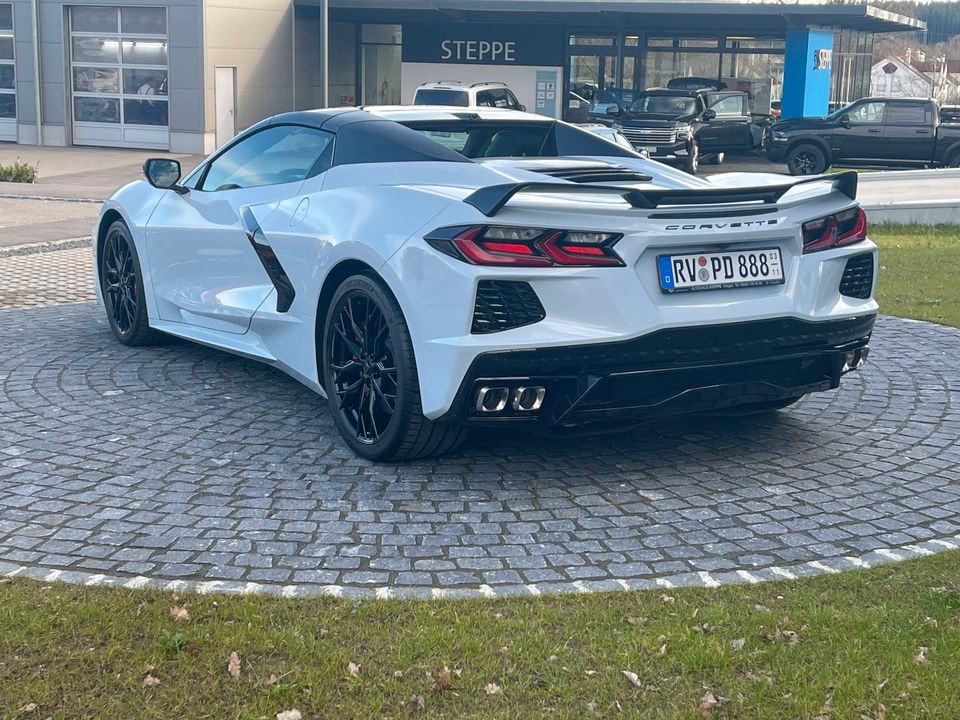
xmin=311 ymin=0 xmax=925 ymax=33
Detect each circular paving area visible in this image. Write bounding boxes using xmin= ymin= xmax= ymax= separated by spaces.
xmin=1 ymin=264 xmax=959 ymax=597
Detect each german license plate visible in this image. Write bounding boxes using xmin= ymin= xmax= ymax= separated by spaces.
xmin=658 ymin=248 xmax=784 ymax=293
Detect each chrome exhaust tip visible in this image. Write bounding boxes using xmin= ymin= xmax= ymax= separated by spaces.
xmin=512 ymin=386 xmax=546 ymax=412
xmin=842 ymin=347 xmax=869 ymax=373
xmin=475 ymin=386 xmax=510 ymax=413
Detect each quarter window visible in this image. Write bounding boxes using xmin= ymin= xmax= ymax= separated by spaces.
xmin=200 ymin=126 xmax=334 ymax=192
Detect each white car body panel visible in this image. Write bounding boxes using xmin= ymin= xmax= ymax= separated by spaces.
xmin=93 ymin=108 xmax=878 ymax=438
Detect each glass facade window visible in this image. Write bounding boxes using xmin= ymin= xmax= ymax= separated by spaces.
xmin=831 ymin=29 xmax=873 ymax=106
xmin=643 ymin=50 xmax=720 ymax=89
xmin=0 ymin=3 xmax=13 ymax=121
xmin=70 ymin=7 xmax=169 ymax=133
xmin=361 ymin=24 xmax=401 ymax=105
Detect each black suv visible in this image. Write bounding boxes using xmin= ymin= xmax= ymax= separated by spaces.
xmin=607 ymin=89 xmax=753 ymax=174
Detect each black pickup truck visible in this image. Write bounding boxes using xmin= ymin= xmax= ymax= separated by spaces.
xmin=767 ymin=97 xmax=960 ymax=175
xmin=607 ymin=88 xmax=754 ymax=174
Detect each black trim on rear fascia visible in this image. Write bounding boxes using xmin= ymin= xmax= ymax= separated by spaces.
xmin=240 ymin=206 xmax=296 ymax=313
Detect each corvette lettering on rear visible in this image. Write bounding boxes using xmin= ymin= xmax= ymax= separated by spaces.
xmin=664 ymin=219 xmax=781 ymax=230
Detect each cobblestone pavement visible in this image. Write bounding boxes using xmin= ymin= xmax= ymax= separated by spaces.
xmin=0 ymin=249 xmax=959 ymax=598
xmin=0 ymin=246 xmax=94 ymax=309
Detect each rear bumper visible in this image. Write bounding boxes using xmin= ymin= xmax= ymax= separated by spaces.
xmin=442 ymin=315 xmax=876 ymax=429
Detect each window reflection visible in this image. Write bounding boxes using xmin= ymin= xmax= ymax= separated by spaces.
xmin=74 ymin=96 xmax=120 ymax=123
xmin=123 ymin=68 xmax=168 ymax=96
xmin=121 ymin=7 xmax=166 ymax=35
xmin=123 ymin=98 xmax=168 ymax=126
xmin=121 ymin=39 xmax=167 ymax=66
xmin=73 ymin=66 xmax=120 ymax=94
xmin=71 ymin=37 xmax=120 ymax=64
xmin=0 ymin=93 xmax=14 ymax=119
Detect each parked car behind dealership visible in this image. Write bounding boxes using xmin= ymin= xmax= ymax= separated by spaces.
xmin=413 ymin=81 xmax=525 ymax=111
xmin=767 ymin=97 xmax=960 ymax=174
xmin=607 ymin=88 xmax=754 ymax=174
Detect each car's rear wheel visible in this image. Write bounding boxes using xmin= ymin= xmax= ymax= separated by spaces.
xmin=321 ymin=273 xmax=465 ymax=461
xmin=99 ymin=220 xmax=163 ymax=346
xmin=706 ymin=151 xmax=725 ymax=166
xmin=787 ymin=143 xmax=828 ymax=175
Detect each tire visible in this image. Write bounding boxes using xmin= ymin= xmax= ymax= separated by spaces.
xmin=706 ymin=151 xmax=725 ymax=166
xmin=709 ymin=396 xmax=803 ymax=417
xmin=321 ymin=273 xmax=466 ymax=462
xmin=683 ymin=141 xmax=700 ymax=175
xmin=786 ymin=143 xmax=828 ymax=175
xmin=946 ymin=151 xmax=960 ymax=168
xmin=99 ymin=220 xmax=164 ymax=346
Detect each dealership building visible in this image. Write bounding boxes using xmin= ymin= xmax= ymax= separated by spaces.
xmin=0 ymin=0 xmax=923 ymax=152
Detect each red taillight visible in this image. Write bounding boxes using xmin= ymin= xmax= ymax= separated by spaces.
xmin=426 ymin=225 xmax=624 ymax=267
xmin=802 ymin=207 xmax=868 ymax=253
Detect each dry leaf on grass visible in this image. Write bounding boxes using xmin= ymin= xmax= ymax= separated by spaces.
xmin=484 ymin=682 xmax=503 ymax=695
xmin=622 ymin=670 xmax=642 ymax=688
xmin=813 ymin=689 xmax=834 ymax=720
xmin=782 ymin=630 xmax=799 ymax=644
xmin=347 ymin=661 xmax=361 ymax=677
xmin=228 ymin=651 xmax=241 ymax=680
xmin=698 ymin=691 xmax=729 ymax=718
xmin=626 ymin=616 xmax=647 ymax=625
xmin=142 ymin=674 xmax=161 ymax=687
xmin=263 ymin=674 xmax=279 ymax=686
xmin=431 ymin=666 xmax=453 ymax=693
xmin=393 ymin=670 xmax=404 ymax=679
xmin=409 ymin=694 xmax=425 ymax=711
xmin=169 ymin=605 xmax=190 ymax=622
xmin=660 ymin=594 xmax=675 ymax=604
xmin=497 ymin=646 xmax=514 ymax=673
xmin=915 ymin=647 xmax=929 ymax=665
xmin=730 ymin=637 xmax=746 ymax=651
xmin=17 ymin=703 xmax=38 ymax=714
xmin=275 ymin=710 xmax=302 ymax=720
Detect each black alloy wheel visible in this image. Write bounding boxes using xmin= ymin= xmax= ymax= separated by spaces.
xmin=328 ymin=290 xmax=399 ymax=445
xmin=100 ymin=220 xmax=162 ymax=346
xmin=103 ymin=230 xmax=138 ymax=334
xmin=321 ymin=273 xmax=465 ymax=461
xmin=787 ymin=143 xmax=827 ymax=176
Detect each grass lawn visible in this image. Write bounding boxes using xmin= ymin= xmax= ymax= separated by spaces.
xmin=3 ymin=553 xmax=960 ymax=720
xmin=871 ymin=224 xmax=960 ymax=327
xmin=1 ymin=223 xmax=958 ymax=719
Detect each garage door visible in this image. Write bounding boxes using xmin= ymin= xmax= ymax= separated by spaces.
xmin=69 ymin=6 xmax=169 ymax=149
xmin=0 ymin=3 xmax=15 ymax=142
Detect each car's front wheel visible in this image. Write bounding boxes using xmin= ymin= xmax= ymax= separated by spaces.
xmin=99 ymin=220 xmax=163 ymax=346
xmin=321 ymin=273 xmax=465 ymax=461
xmin=787 ymin=143 xmax=828 ymax=175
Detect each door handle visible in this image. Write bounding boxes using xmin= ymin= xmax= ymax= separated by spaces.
xmin=915 ymin=129 xmax=930 ymax=134
xmin=867 ymin=128 xmax=881 ymax=134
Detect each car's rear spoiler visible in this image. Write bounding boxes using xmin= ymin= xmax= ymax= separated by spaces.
xmin=464 ymin=171 xmax=858 ymax=217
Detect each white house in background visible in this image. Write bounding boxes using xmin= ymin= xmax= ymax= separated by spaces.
xmin=871 ymin=56 xmax=933 ymax=98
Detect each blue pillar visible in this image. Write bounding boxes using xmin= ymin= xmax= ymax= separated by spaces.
xmin=782 ymin=29 xmax=834 ymax=119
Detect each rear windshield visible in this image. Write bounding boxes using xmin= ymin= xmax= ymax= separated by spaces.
xmin=414 ymin=89 xmax=470 ymax=107
xmin=400 ymin=120 xmax=638 ymax=159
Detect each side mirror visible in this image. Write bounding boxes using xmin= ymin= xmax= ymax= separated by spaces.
xmin=702 ymin=109 xmax=717 ymax=121
xmin=518 ymin=104 xmax=526 ymax=112
xmin=840 ymin=113 xmax=852 ymax=129
xmin=143 ymin=158 xmax=187 ymax=194
xmin=606 ymin=104 xmax=621 ymax=115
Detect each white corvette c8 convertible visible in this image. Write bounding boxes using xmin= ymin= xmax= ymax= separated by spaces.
xmin=94 ymin=107 xmax=877 ymax=460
